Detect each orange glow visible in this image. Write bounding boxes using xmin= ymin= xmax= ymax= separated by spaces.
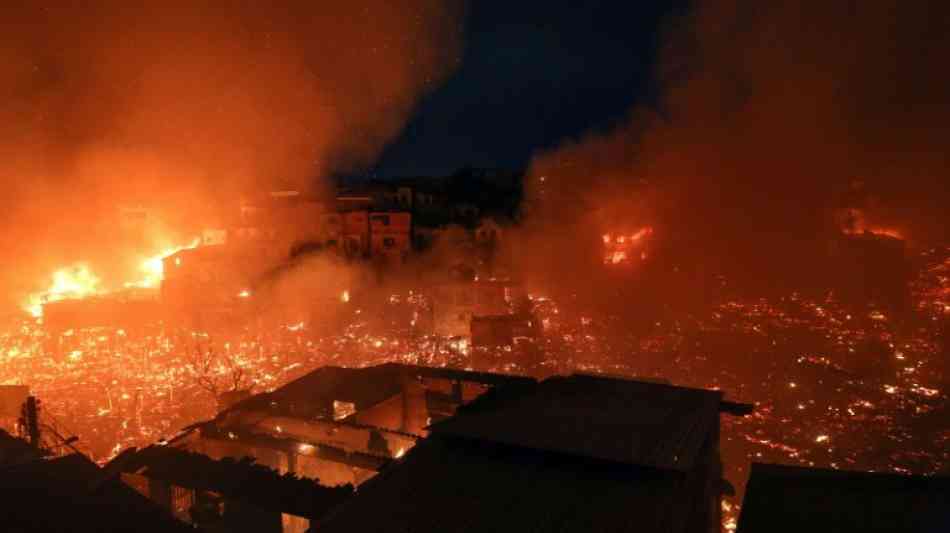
xmin=125 ymin=238 xmax=201 ymax=290
xmin=24 ymin=238 xmax=200 ymax=317
xmin=25 ymin=264 xmax=103 ymax=317
xmin=841 ymin=223 xmax=904 ymax=241
xmin=864 ymin=227 xmax=903 ymax=240
xmin=603 ymin=226 xmax=653 ymax=266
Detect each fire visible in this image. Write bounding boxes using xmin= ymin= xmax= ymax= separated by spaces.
xmin=603 ymin=227 xmax=653 ymax=265
xmin=863 ymin=227 xmax=903 ymax=240
xmin=125 ymin=238 xmax=201 ymax=290
xmin=24 ymin=238 xmax=200 ymax=317
xmin=25 ymin=264 xmax=103 ymax=317
xmin=609 ymin=251 xmax=627 ymax=264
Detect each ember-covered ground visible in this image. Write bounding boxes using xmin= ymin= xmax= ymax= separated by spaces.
xmin=2 ymin=249 xmax=947 ymax=531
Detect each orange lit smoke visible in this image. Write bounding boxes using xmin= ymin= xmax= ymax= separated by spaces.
xmin=522 ymin=0 xmax=950 ymax=291
xmin=0 ymin=2 xmax=463 ymax=309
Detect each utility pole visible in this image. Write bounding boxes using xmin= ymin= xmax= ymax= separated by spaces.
xmin=19 ymin=396 xmax=40 ymax=449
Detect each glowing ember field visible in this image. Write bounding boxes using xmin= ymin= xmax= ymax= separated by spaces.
xmin=1 ymin=248 xmax=948 ymax=530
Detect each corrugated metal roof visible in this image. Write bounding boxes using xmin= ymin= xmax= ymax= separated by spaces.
xmin=430 ymin=373 xmax=723 ymax=471
xmin=738 ymin=463 xmax=950 ymax=533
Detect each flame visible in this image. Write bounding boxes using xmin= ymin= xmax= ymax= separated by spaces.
xmin=630 ymin=227 xmax=653 ymax=241
xmin=125 ymin=238 xmax=201 ymax=290
xmin=25 ymin=264 xmax=103 ymax=317
xmin=603 ymin=226 xmax=653 ymax=265
xmin=24 ymin=238 xmax=200 ymax=317
xmin=866 ymin=227 xmax=903 ymax=239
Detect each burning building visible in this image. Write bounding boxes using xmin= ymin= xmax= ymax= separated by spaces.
xmin=111 ymin=363 xmax=753 ymax=533
xmin=168 ymin=363 xmax=532 ymax=488
xmin=603 ymin=227 xmax=654 ymax=266
xmin=113 ymin=445 xmax=352 ymax=532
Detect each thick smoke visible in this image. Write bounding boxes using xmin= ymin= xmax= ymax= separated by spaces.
xmin=523 ymin=0 xmax=949 ymax=294
xmin=0 ymin=1 xmax=462 ymax=305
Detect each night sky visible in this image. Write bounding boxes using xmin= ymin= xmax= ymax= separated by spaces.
xmin=372 ymin=0 xmax=685 ymax=177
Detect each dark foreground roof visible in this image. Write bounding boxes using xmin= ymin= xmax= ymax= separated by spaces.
xmin=431 ymin=373 xmax=725 ymax=470
xmin=317 ymin=437 xmax=690 ymax=533
xmin=316 ymin=373 xmax=736 ymax=533
xmin=0 ymin=453 xmax=190 ymax=532
xmin=113 ymin=445 xmax=353 ymax=518
xmin=738 ymin=463 xmax=950 ymax=533
xmin=0 ymin=428 xmax=40 ymax=466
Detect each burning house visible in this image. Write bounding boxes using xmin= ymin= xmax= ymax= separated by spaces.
xmin=603 ymin=227 xmax=654 ymax=266
xmin=110 ymin=364 xmax=752 ymax=533
xmin=168 ymin=363 xmax=533 ymax=489
xmin=112 ymin=445 xmax=352 ymax=532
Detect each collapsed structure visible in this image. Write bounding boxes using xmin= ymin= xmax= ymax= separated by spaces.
xmin=167 ymin=363 xmax=532 ymax=487
xmin=110 ymin=364 xmax=751 ymax=532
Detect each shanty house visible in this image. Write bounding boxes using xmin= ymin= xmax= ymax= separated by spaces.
xmin=170 ymin=363 xmax=533 ymax=489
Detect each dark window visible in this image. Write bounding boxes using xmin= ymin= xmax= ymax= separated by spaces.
xmin=383 ymin=237 xmax=396 ymax=248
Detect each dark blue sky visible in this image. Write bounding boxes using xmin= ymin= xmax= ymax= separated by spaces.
xmin=371 ymin=1 xmax=685 ymax=177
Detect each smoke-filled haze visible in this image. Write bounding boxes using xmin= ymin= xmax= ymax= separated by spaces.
xmin=1 ymin=1 xmax=463 ymax=305
xmin=523 ymin=0 xmax=949 ymax=292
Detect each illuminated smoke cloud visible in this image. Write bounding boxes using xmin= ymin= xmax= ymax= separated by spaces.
xmin=0 ymin=1 xmax=463 ymax=304
xmin=523 ymin=0 xmax=949 ymax=290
